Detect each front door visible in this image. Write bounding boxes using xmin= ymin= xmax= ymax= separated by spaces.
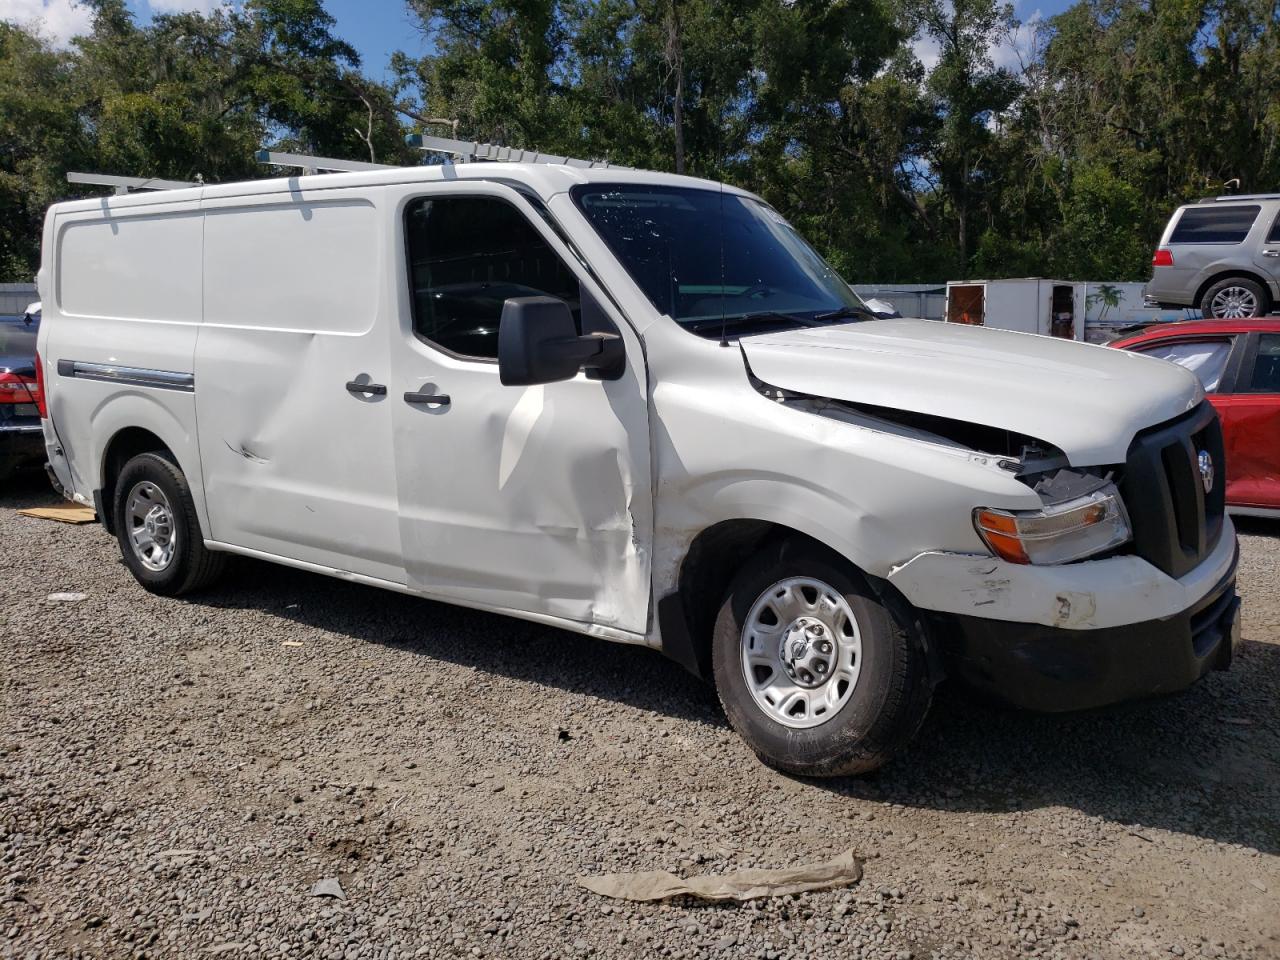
xmin=1216 ymin=332 xmax=1280 ymax=510
xmin=384 ymin=182 xmax=653 ymax=633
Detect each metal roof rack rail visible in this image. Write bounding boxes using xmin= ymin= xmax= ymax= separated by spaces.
xmin=255 ymin=150 xmax=396 ymax=174
xmin=1196 ymin=193 xmax=1280 ymax=203
xmin=66 ymin=172 xmax=199 ymax=195
xmin=407 ymin=133 xmax=627 ymax=169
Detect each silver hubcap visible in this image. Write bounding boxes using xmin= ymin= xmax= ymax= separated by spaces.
xmin=1209 ymin=286 xmax=1258 ymax=318
xmin=740 ymin=577 xmax=863 ymax=729
xmin=126 ymin=481 xmax=177 ymax=572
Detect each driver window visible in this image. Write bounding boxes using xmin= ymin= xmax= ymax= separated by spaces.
xmin=1247 ymin=334 xmax=1280 ymax=393
xmin=405 ymin=195 xmax=581 ymax=359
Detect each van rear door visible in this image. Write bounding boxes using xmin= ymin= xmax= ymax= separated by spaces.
xmin=383 ymin=181 xmax=653 ymax=634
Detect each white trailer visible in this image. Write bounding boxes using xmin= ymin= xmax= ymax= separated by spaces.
xmin=945 ymin=278 xmax=1087 ymax=341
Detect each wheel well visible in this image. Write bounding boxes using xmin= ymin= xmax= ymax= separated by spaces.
xmin=1194 ymin=269 xmax=1274 ymax=311
xmin=99 ymin=427 xmax=173 ymax=534
xmin=660 ymin=520 xmax=827 ymax=679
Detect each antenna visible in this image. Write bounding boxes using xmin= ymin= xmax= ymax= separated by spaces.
xmin=255 ymin=150 xmax=396 ymax=174
xmin=407 ymin=134 xmax=627 ymax=169
xmin=66 ymin=172 xmax=199 ymax=195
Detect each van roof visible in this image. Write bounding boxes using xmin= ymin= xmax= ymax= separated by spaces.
xmin=47 ymin=162 xmax=759 ymax=215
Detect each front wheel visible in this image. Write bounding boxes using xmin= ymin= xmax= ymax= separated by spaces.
xmin=712 ymin=539 xmax=934 ymax=777
xmin=1201 ymin=277 xmax=1268 ymax=318
xmin=113 ymin=451 xmax=226 ymax=596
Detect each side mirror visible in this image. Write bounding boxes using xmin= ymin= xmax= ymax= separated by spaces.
xmin=498 ymin=296 xmax=623 ymax=386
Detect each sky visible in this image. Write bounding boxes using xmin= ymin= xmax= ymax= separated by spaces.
xmin=1 ymin=0 xmax=1076 ymax=79
xmin=0 ymin=0 xmax=428 ymax=77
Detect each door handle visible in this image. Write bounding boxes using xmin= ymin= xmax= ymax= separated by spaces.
xmin=404 ymin=391 xmax=451 ymax=406
xmin=346 ymin=381 xmax=387 ymax=396
xmin=1264 ymin=250 xmax=1280 ymax=257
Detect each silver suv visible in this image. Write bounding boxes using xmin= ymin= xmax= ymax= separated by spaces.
xmin=1144 ymin=194 xmax=1280 ymax=318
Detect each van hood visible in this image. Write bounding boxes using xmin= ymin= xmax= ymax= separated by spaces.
xmin=739 ymin=319 xmax=1203 ymax=465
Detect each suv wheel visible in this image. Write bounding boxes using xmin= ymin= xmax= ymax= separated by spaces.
xmin=114 ymin=451 xmax=226 ymax=596
xmin=711 ymin=538 xmax=934 ymax=777
xmin=1201 ymin=277 xmax=1268 ymax=318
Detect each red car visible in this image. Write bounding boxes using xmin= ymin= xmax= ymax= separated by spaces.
xmin=1111 ymin=318 xmax=1280 ymax=517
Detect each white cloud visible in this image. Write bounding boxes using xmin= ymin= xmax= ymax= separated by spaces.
xmin=910 ymin=31 xmax=943 ymax=73
xmin=909 ymin=5 xmax=1044 ymax=79
xmin=990 ymin=9 xmax=1043 ymax=74
xmin=0 ymin=0 xmax=237 ymax=49
xmin=0 ymin=0 xmax=94 ymax=49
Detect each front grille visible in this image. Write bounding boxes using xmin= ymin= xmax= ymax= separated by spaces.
xmin=1118 ymin=401 xmax=1225 ymax=579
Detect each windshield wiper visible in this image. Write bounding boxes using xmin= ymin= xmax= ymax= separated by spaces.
xmin=681 ymin=311 xmax=820 ymax=334
xmin=812 ymin=305 xmax=877 ymax=323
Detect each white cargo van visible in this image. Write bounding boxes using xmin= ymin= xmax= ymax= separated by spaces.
xmin=36 ymin=163 xmax=1241 ymax=776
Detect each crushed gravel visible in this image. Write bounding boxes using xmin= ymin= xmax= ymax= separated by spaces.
xmin=2 ymin=474 xmax=1277 ymax=960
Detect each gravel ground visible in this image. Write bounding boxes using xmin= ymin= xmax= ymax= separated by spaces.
xmin=2 ymin=473 xmax=1278 ymax=960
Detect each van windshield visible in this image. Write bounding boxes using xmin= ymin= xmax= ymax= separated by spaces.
xmin=570 ymin=184 xmax=872 ymax=338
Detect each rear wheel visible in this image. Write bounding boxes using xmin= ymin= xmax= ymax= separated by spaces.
xmin=114 ymin=451 xmax=225 ymax=595
xmin=711 ymin=538 xmax=934 ymax=777
xmin=1201 ymin=277 xmax=1268 ymax=318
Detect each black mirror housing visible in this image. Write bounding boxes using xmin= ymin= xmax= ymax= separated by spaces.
xmin=498 ymin=296 xmax=623 ymax=386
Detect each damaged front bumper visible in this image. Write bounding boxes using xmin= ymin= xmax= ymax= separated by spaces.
xmin=888 ymin=522 xmax=1241 ymax=711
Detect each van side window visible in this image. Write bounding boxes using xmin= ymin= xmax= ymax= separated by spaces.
xmin=1268 ymin=214 xmax=1280 ymax=244
xmin=1169 ymin=205 xmax=1260 ymax=244
xmin=405 ymin=196 xmax=581 ymax=359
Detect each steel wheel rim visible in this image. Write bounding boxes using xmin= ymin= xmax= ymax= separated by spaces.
xmin=1210 ymin=286 xmax=1258 ymax=319
xmin=740 ymin=576 xmax=863 ymax=729
xmin=126 ymin=481 xmax=177 ymax=572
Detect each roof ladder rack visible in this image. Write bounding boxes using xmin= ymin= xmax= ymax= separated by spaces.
xmin=407 ymin=134 xmax=627 ymax=169
xmin=255 ymin=150 xmax=396 ymax=174
xmin=66 ymin=172 xmax=199 ymax=195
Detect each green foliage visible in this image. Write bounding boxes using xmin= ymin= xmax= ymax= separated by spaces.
xmin=4 ymin=0 xmax=1280 ymax=284
xmin=0 ymin=0 xmax=412 ymax=280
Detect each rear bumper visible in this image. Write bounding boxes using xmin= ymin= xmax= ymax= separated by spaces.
xmin=1143 ymin=295 xmax=1194 ymax=310
xmin=928 ymin=548 xmax=1240 ymax=712
xmin=1142 ymin=274 xmax=1196 ymax=309
xmin=0 ymin=423 xmax=46 ymax=474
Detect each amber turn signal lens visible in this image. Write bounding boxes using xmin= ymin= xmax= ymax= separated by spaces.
xmin=973 ymin=508 xmax=1030 ymax=564
xmin=973 ymin=485 xmax=1132 ymax=566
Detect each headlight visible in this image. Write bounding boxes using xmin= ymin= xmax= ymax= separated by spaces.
xmin=973 ymin=484 xmax=1131 ymax=565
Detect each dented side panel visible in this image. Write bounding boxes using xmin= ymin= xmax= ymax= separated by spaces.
xmin=638 ymin=319 xmax=1045 ymax=616
xmin=194 ymin=189 xmax=405 ymax=583
xmin=382 ymin=183 xmax=653 ymax=634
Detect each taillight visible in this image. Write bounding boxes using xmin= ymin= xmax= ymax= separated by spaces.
xmin=34 ymin=350 xmax=48 ymax=418
xmin=0 ymin=370 xmax=40 ymax=407
xmin=1152 ymin=249 xmax=1174 ymax=267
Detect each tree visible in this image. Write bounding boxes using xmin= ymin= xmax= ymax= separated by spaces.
xmin=0 ymin=0 xmax=410 ymax=281
xmin=903 ymin=0 xmax=1022 ymax=272
xmin=0 ymin=21 xmax=85 ymax=280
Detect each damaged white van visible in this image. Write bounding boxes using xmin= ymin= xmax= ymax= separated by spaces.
xmin=36 ymin=163 xmax=1241 ymax=776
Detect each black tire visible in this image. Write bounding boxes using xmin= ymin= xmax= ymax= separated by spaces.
xmin=113 ymin=451 xmax=226 ymax=596
xmin=1200 ymin=277 xmax=1268 ymax=319
xmin=711 ymin=538 xmax=934 ymax=777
